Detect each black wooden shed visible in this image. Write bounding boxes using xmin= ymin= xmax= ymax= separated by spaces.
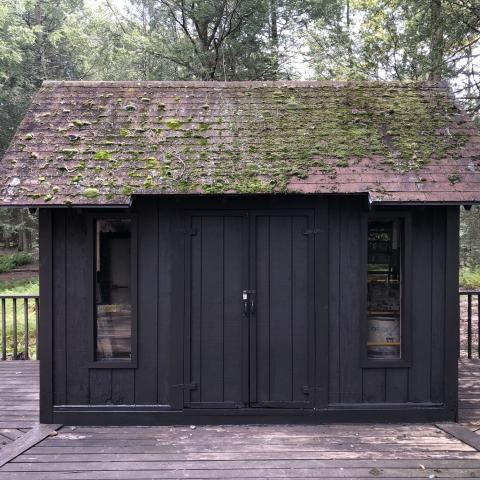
xmin=1 ymin=80 xmax=479 ymax=425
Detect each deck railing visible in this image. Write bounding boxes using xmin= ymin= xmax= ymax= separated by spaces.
xmin=0 ymin=295 xmax=39 ymax=360
xmin=0 ymin=292 xmax=477 ymax=360
xmin=460 ymin=290 xmax=480 ymax=359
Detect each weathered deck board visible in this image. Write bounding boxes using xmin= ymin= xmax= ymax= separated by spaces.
xmin=459 ymin=358 xmax=480 ymax=426
xmin=1 ymin=423 xmax=480 ymax=479
xmin=0 ymin=361 xmax=38 ymax=446
xmin=0 ymin=424 xmax=60 ymax=468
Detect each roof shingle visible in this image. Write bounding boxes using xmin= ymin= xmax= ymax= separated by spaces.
xmin=0 ymin=80 xmax=479 ymax=206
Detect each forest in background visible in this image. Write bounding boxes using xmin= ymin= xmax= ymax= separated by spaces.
xmin=0 ymin=0 xmax=480 ymax=281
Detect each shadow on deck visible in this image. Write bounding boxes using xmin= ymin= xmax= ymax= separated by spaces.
xmin=0 ymin=360 xmax=480 ymax=478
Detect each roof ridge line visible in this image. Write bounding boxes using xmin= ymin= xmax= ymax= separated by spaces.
xmin=41 ymin=79 xmax=445 ymax=88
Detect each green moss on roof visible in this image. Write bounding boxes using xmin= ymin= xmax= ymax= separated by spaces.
xmin=62 ymin=148 xmax=78 ymax=159
xmin=196 ymin=84 xmax=467 ymax=192
xmin=166 ymin=119 xmax=182 ymax=130
xmin=93 ymin=150 xmax=112 ymax=161
xmin=72 ymin=119 xmax=91 ymax=128
xmin=83 ymin=187 xmax=99 ymax=198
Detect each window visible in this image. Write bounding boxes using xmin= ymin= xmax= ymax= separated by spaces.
xmin=95 ymin=219 xmax=132 ymax=361
xmin=367 ymin=219 xmax=402 ymax=360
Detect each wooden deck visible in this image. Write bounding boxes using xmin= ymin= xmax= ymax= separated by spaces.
xmin=2 ymin=361 xmax=480 ymax=478
xmin=0 ymin=361 xmax=38 ymax=449
xmin=459 ymin=358 xmax=480 ymax=428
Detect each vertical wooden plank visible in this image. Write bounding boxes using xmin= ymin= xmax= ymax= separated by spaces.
xmin=53 ymin=210 xmax=67 ymax=405
xmin=253 ymin=215 xmax=270 ymax=404
xmin=170 ymin=208 xmax=186 ymax=409
xmin=430 ymin=207 xmax=446 ymax=403
xmin=223 ymin=216 xmax=245 ymax=405
xmin=267 ymin=215 xmax=293 ymax=402
xmin=23 ymin=298 xmax=29 ymax=360
xmin=339 ymin=199 xmax=363 ymax=403
xmin=328 ymin=199 xmax=341 ymax=404
xmin=66 ymin=211 xmax=90 ymax=405
xmin=188 ymin=216 xmax=202 ymax=404
xmin=315 ymin=198 xmax=329 ymax=409
xmin=385 ymin=369 xmax=409 ymax=403
xmin=444 ymin=205 xmax=460 ymax=417
xmin=200 ymin=216 xmax=224 ymax=403
xmin=134 ymin=200 xmax=158 ymax=404
xmin=157 ymin=209 xmax=172 ymax=405
xmin=362 ymin=369 xmax=386 ymax=402
xmin=409 ymin=208 xmax=432 ymax=403
xmin=39 ymin=208 xmax=54 ymax=422
xmin=89 ymin=370 xmax=111 ymax=404
xmin=111 ymin=370 xmax=135 ymax=404
xmin=291 ymin=215 xmax=309 ymax=402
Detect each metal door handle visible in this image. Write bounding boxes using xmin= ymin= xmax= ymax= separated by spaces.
xmin=243 ymin=291 xmax=249 ymax=316
xmin=243 ymin=299 xmax=249 ymax=315
xmin=242 ymin=290 xmax=256 ymax=316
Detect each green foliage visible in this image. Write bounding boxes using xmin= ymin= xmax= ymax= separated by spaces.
xmin=0 ymin=278 xmax=39 ymax=359
xmin=0 ymin=209 xmax=38 ymax=251
xmin=0 ymin=253 xmax=33 ymax=274
xmin=460 ymin=267 xmax=480 ymax=289
xmin=461 ymin=206 xmax=480 ymax=268
xmin=307 ymin=1 xmax=480 ymax=118
xmin=0 ymin=278 xmax=39 ymax=295
xmin=0 ymin=0 xmax=479 ymax=258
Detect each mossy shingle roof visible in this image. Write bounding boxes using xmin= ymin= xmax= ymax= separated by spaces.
xmin=1 ymin=80 xmax=479 ymax=206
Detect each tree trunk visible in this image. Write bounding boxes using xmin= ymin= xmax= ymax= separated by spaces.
xmin=270 ymin=0 xmax=279 ymax=79
xmin=429 ymin=0 xmax=443 ymax=81
xmin=346 ymin=0 xmax=353 ymax=70
xmin=34 ymin=0 xmax=48 ymax=79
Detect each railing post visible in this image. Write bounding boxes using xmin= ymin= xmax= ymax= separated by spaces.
xmin=1 ymin=299 xmax=5 ymax=361
xmin=477 ymin=294 xmax=480 ymax=359
xmin=468 ymin=293 xmax=472 ymax=359
xmin=35 ymin=297 xmax=39 ymax=358
xmin=24 ymin=298 xmax=29 ymax=360
xmin=0 ymin=294 xmax=39 ymax=361
xmin=12 ymin=298 xmax=17 ymax=360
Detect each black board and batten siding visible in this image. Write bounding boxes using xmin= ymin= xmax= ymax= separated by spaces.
xmin=38 ymin=196 xmax=459 ymax=425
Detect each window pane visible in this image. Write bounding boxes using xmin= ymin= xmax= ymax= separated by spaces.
xmin=367 ymin=219 xmax=402 ymax=360
xmin=96 ymin=219 xmax=132 ymax=360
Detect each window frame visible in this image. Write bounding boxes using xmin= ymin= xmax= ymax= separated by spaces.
xmin=87 ymin=212 xmax=138 ymax=369
xmin=361 ymin=210 xmax=412 ymax=369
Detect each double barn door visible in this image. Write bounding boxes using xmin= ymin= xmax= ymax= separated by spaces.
xmin=184 ymin=210 xmax=315 ymax=409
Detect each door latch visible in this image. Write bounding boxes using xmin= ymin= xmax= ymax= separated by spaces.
xmin=242 ymin=290 xmax=256 ymax=316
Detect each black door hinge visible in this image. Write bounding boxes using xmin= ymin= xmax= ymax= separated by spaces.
xmin=303 ymin=228 xmax=323 ymax=236
xmin=173 ymin=382 xmax=198 ymax=391
xmin=302 ymin=385 xmax=324 ymax=394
